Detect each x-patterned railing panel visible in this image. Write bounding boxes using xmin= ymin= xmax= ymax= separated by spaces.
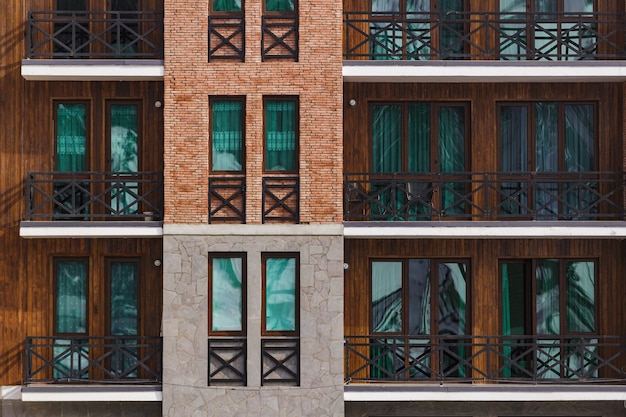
xmin=209 ymin=176 xmax=246 ymax=223
xmin=25 ymin=336 xmax=162 ymax=384
xmin=261 ymin=15 xmax=298 ymax=61
xmin=344 ymin=335 xmax=626 ymax=384
xmin=262 ymin=176 xmax=299 ymax=223
xmin=344 ymin=10 xmax=626 ymax=60
xmin=27 ymin=10 xmax=163 ymax=59
xmin=208 ymin=338 xmax=247 ymax=386
xmin=208 ymin=15 xmax=245 ymax=61
xmin=261 ymin=338 xmax=300 ymax=386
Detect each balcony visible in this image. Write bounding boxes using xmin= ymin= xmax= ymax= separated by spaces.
xmin=22 ymin=10 xmax=164 ymax=81
xmin=21 ymin=171 xmax=163 ymax=238
xmin=344 ymin=334 xmax=626 ymax=384
xmin=342 ymin=10 xmax=626 ymax=83
xmin=344 ymin=172 xmax=626 ymax=222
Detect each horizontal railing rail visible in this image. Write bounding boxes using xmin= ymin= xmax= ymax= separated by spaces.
xmin=25 ymin=336 xmax=162 ymax=384
xmin=27 ymin=10 xmax=164 ymax=59
xmin=344 ymin=171 xmax=626 ymax=221
xmin=344 ymin=10 xmax=626 ymax=60
xmin=345 ymin=335 xmax=626 ymax=384
xmin=27 ymin=171 xmax=164 ymax=221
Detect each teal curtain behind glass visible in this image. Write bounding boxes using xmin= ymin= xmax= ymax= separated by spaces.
xmin=56 ymin=260 xmax=87 ymax=334
xmin=56 ymin=104 xmax=87 ymax=172
xmin=212 ymin=101 xmax=243 ymax=171
xmin=213 ymin=0 xmax=242 ymax=12
xmin=265 ymin=257 xmax=296 ymax=332
xmin=439 ymin=106 xmax=465 ymax=214
xmin=110 ymin=105 xmax=138 ymax=173
xmin=266 ymin=0 xmax=294 ymax=12
xmin=407 ymin=103 xmax=430 ymax=172
xmin=265 ymin=100 xmax=296 ymax=171
xmin=371 ymin=261 xmax=403 ymax=333
xmin=372 ymin=105 xmax=402 ymax=173
xmin=565 ymin=261 xmax=595 ymax=333
xmin=212 ymin=257 xmax=243 ymax=332
xmin=110 ymin=262 xmax=138 ymax=336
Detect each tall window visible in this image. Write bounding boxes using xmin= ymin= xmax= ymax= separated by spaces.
xmin=370 ymin=0 xmax=464 ymax=60
xmin=264 ymin=98 xmax=298 ymax=172
xmin=371 ymin=102 xmax=468 ymax=215
xmin=500 ymin=0 xmax=595 ymax=60
xmin=209 ymin=254 xmax=246 ymax=335
xmin=210 ymin=99 xmax=244 ymax=172
xmin=501 ymin=259 xmax=596 ymax=378
xmin=499 ymin=102 xmax=596 ymax=218
xmin=262 ymin=253 xmax=299 ymax=335
xmin=371 ymin=258 xmax=469 ymax=378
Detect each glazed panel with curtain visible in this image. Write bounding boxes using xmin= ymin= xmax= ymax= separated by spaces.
xmin=109 ymin=260 xmax=139 ymax=377
xmin=263 ymin=256 xmax=298 ymax=334
xmin=211 ymin=100 xmax=244 ymax=171
xmin=209 ymin=255 xmax=245 ymax=334
xmin=265 ymin=99 xmax=297 ymax=171
xmin=109 ymin=103 xmax=139 ymax=215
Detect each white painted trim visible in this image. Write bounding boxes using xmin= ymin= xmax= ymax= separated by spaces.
xmin=21 ymin=387 xmax=162 ymax=402
xmin=21 ymin=61 xmax=164 ymax=81
xmin=20 ymin=226 xmax=163 ymax=238
xmin=344 ymin=225 xmax=626 ymax=239
xmin=344 ymin=386 xmax=626 ymax=402
xmin=163 ymin=223 xmax=344 ymax=236
xmin=343 ymin=62 xmax=626 ymax=83
xmin=1 ymin=386 xmax=22 ymax=400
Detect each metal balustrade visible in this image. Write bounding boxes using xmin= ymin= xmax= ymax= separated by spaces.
xmin=344 ymin=335 xmax=626 ymax=384
xmin=344 ymin=10 xmax=626 ymax=60
xmin=262 ymin=176 xmax=299 ymax=223
xmin=27 ymin=10 xmax=163 ymax=59
xmin=262 ymin=14 xmax=299 ymax=61
xmin=208 ymin=338 xmax=247 ymax=386
xmin=25 ymin=336 xmax=162 ymax=384
xmin=261 ymin=338 xmax=300 ymax=386
xmin=209 ymin=176 xmax=246 ymax=223
xmin=209 ymin=15 xmax=245 ymax=61
xmin=344 ymin=171 xmax=626 ymax=222
xmin=26 ymin=171 xmax=163 ymax=221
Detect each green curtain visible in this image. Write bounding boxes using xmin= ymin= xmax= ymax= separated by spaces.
xmin=371 ymin=261 xmax=403 ymax=333
xmin=372 ymin=105 xmax=402 ymax=173
xmin=500 ymin=106 xmax=529 ymax=215
xmin=438 ymin=106 xmax=465 ymax=214
xmin=265 ymin=257 xmax=296 ymax=332
xmin=56 ymin=103 xmax=87 ymax=172
xmin=535 ymin=102 xmax=558 ymax=217
xmin=211 ymin=257 xmax=243 ymax=332
xmin=265 ymin=100 xmax=296 ymax=171
xmin=212 ymin=101 xmax=243 ymax=171
xmin=56 ymin=260 xmax=87 ymax=334
xmin=266 ymin=0 xmax=294 ymax=12
xmin=110 ymin=104 xmax=139 ymax=215
xmin=407 ymin=103 xmax=430 ymax=172
xmin=213 ymin=0 xmax=241 ymax=12
xmin=110 ymin=262 xmax=138 ymax=336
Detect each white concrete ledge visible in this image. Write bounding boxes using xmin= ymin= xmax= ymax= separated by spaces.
xmin=21 ymin=59 xmax=164 ymax=81
xmin=343 ymin=61 xmax=626 ymax=83
xmin=20 ymin=221 xmax=163 ymax=238
xmin=21 ymin=385 xmax=162 ymax=402
xmin=164 ymin=223 xmax=344 ymax=236
xmin=344 ymin=222 xmax=626 ymax=239
xmin=344 ymin=384 xmax=626 ymax=402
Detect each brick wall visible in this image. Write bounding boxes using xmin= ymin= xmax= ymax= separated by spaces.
xmin=163 ymin=0 xmax=344 ymax=224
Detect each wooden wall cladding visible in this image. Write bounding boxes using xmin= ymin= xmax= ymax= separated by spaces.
xmin=344 ymin=82 xmax=624 ymax=173
xmin=344 ymin=238 xmax=626 ymax=339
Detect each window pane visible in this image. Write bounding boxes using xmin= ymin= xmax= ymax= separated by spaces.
xmin=566 ymin=261 xmax=595 ymax=333
xmin=110 ymin=105 xmax=138 ymax=173
xmin=211 ymin=257 xmax=244 ymax=332
xmin=265 ymin=257 xmax=296 ymax=332
xmin=372 ymin=105 xmax=402 ymax=173
xmin=212 ymin=101 xmax=243 ymax=171
xmin=564 ymin=104 xmax=594 ymax=172
xmin=110 ymin=261 xmax=138 ymax=336
xmin=265 ymin=100 xmax=296 ymax=171
xmin=371 ymin=261 xmax=403 ymax=333
xmin=266 ymin=0 xmax=294 ymax=12
xmin=439 ymin=106 xmax=466 ymax=214
xmin=501 ymin=262 xmax=528 ymax=336
xmin=56 ymin=260 xmax=87 ymax=334
xmin=407 ymin=259 xmax=430 ymax=334
xmin=438 ymin=262 xmax=467 ymax=336
xmin=213 ymin=0 xmax=242 ymax=12
xmin=56 ymin=103 xmax=87 ymax=172
xmin=57 ymin=0 xmax=86 ymax=10
xmin=407 ymin=103 xmax=430 ymax=172
xmin=536 ymin=259 xmax=560 ymax=335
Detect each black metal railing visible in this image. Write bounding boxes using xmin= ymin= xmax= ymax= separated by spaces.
xmin=344 ymin=171 xmax=626 ymax=221
xmin=345 ymin=335 xmax=626 ymax=384
xmin=262 ymin=176 xmax=299 ymax=223
xmin=261 ymin=338 xmax=300 ymax=386
xmin=27 ymin=10 xmax=163 ymax=59
xmin=27 ymin=171 xmax=163 ymax=221
xmin=209 ymin=15 xmax=245 ymax=61
xmin=262 ymin=14 xmax=298 ymax=61
xmin=208 ymin=338 xmax=247 ymax=386
xmin=344 ymin=10 xmax=626 ymax=60
xmin=25 ymin=336 xmax=162 ymax=384
xmin=209 ymin=176 xmax=246 ymax=223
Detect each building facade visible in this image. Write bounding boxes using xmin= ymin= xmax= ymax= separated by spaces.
xmin=1 ymin=0 xmax=626 ymax=417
